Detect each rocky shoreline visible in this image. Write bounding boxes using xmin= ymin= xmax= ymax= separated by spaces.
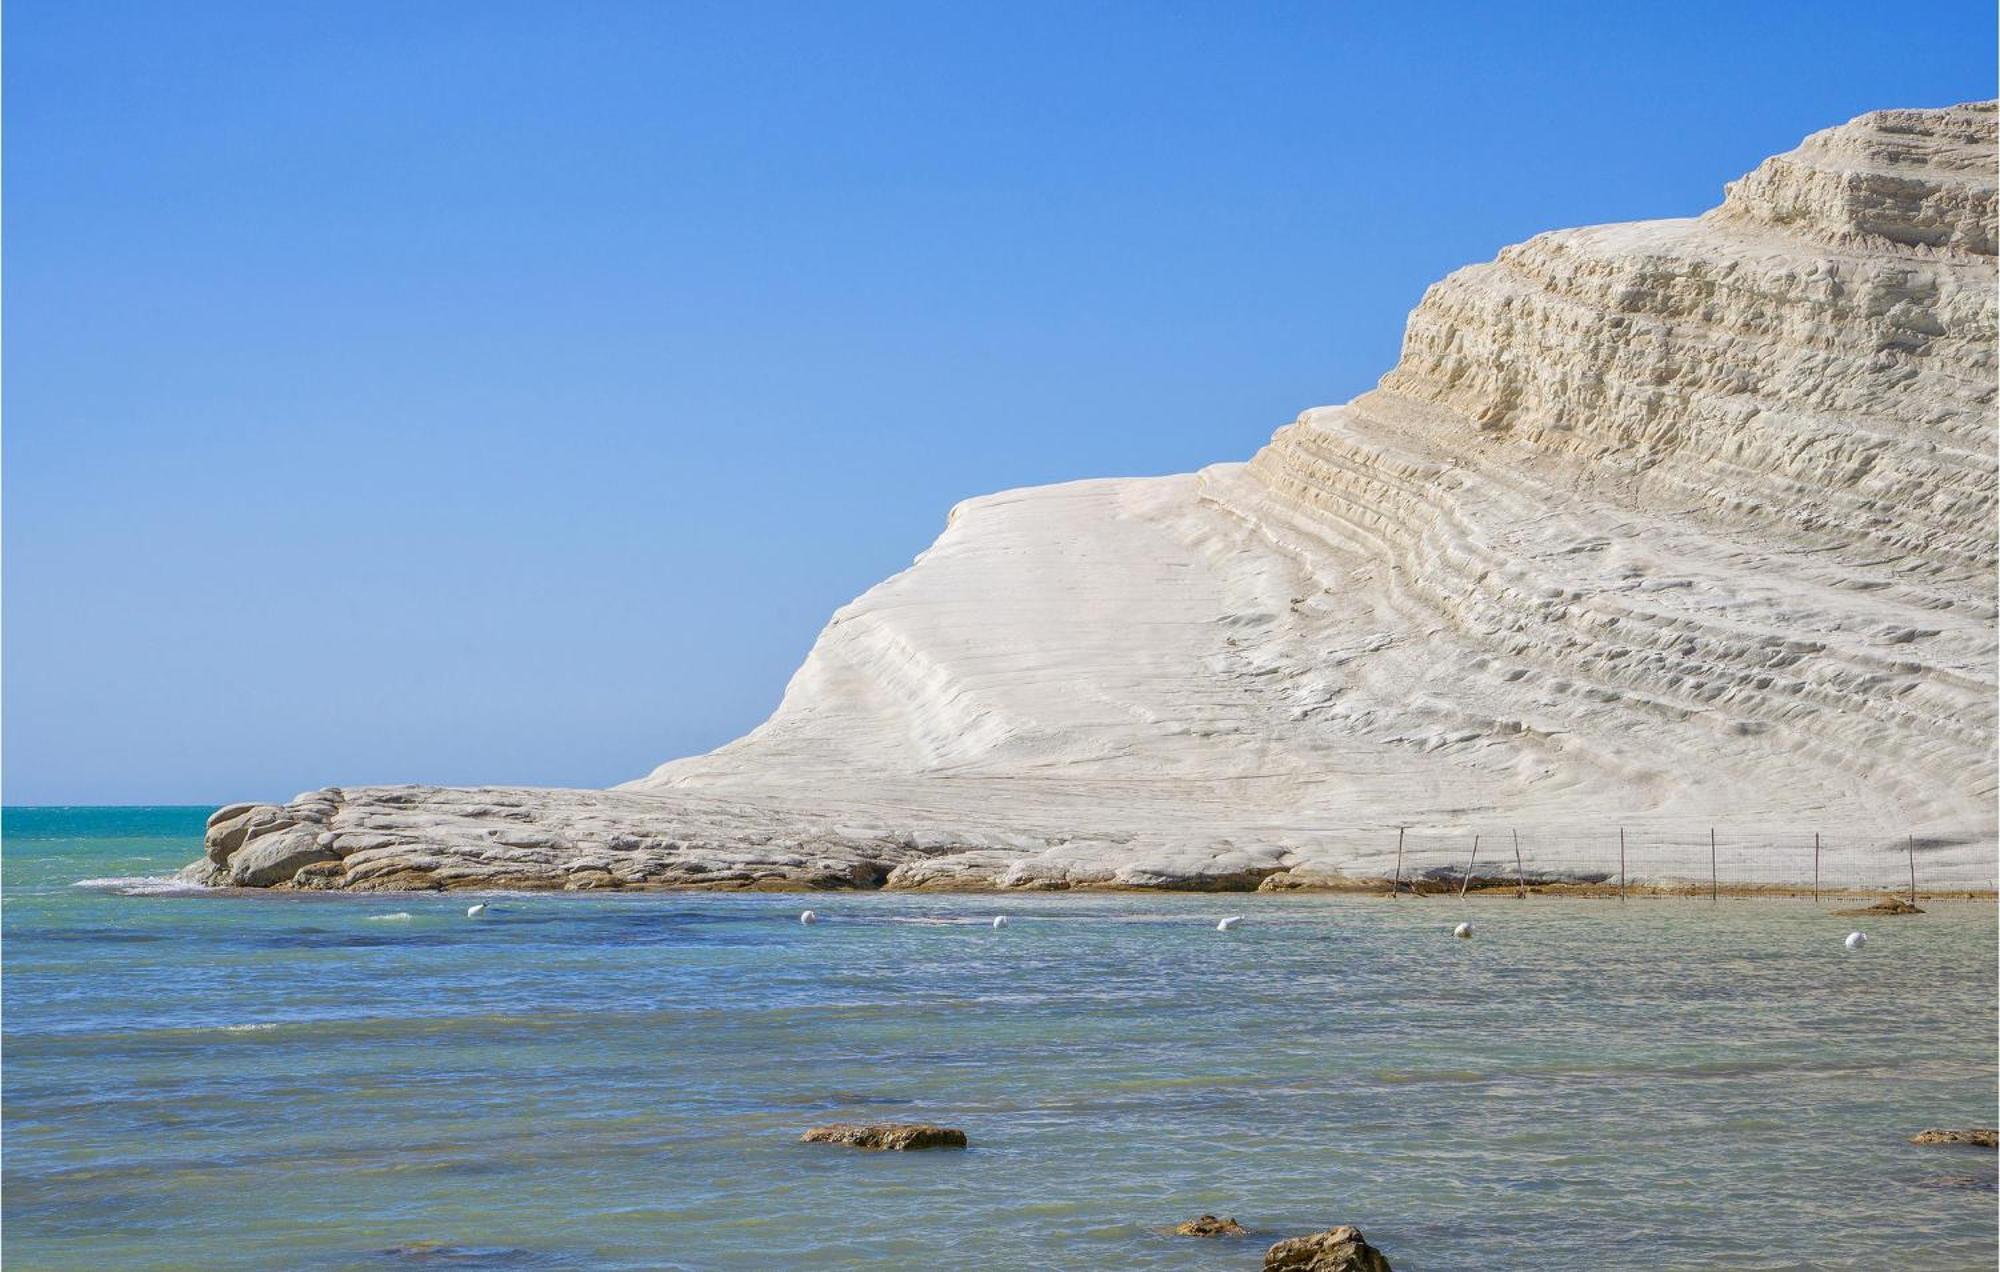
xmin=181 ymin=786 xmax=1997 ymax=899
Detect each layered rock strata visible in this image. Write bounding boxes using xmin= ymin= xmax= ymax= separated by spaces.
xmin=188 ymin=103 xmax=1999 ymax=893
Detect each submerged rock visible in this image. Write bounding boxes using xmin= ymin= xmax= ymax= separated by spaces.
xmin=1175 ymin=1214 xmax=1248 ymax=1238
xmin=1264 ymin=1225 xmax=1393 ymax=1271
xmin=800 ymin=1123 xmax=967 ymax=1151
xmin=1911 ymin=1128 xmax=1998 ymax=1148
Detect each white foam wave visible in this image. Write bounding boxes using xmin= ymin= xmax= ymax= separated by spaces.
xmin=365 ymin=912 xmax=415 ymax=922
xmin=72 ymin=875 xmax=204 ymax=896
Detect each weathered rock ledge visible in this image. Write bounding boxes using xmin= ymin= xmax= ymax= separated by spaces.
xmin=181 ymin=785 xmax=1336 ymax=893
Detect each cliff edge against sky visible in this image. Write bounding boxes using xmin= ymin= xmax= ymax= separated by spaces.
xmin=191 ymin=102 xmax=1999 ymax=892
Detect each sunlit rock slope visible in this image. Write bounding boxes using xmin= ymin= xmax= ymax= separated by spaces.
xmin=192 ymin=102 xmax=1998 ymax=892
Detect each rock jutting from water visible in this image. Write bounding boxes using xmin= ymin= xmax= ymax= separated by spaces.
xmin=1263 ymin=1224 xmax=1394 ymax=1272
xmin=1910 ymin=1128 xmax=1999 ymax=1148
xmin=1174 ymin=1214 xmax=1250 ymax=1238
xmin=799 ymin=1123 xmax=968 ymax=1151
xmin=185 ymin=102 xmax=1999 ymax=895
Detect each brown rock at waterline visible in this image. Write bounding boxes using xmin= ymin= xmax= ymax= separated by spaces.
xmin=800 ymin=1123 xmax=967 ymax=1151
xmin=1174 ymin=1214 xmax=1249 ymax=1237
xmin=1264 ymin=1225 xmax=1393 ymax=1272
xmin=1911 ymin=1128 xmax=1998 ymax=1148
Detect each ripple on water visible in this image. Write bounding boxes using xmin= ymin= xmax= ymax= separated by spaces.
xmin=4 ymin=880 xmax=1995 ymax=1271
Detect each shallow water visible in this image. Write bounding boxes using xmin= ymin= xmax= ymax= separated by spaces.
xmin=5 ymin=807 xmax=1995 ymax=1270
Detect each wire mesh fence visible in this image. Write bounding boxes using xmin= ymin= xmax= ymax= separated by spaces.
xmin=1284 ymin=828 xmax=1999 ymax=899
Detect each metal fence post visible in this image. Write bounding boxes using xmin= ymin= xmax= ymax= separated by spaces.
xmin=1393 ymin=827 xmax=1404 ymax=899
xmin=1513 ymin=829 xmax=1524 ymax=900
xmin=1459 ymin=834 xmax=1479 ymax=899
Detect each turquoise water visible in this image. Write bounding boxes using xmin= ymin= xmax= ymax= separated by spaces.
xmin=5 ymin=807 xmax=1995 ymax=1270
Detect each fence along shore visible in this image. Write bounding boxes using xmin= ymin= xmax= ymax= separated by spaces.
xmin=1260 ymin=828 xmax=1998 ymax=900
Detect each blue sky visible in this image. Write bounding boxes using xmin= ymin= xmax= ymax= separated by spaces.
xmin=6 ymin=1 xmax=1993 ymax=804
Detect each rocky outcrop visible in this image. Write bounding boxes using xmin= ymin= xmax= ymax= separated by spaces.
xmin=180 ymin=786 xmax=942 ymax=892
xmin=1264 ymin=1225 xmax=1393 ymax=1272
xmin=1911 ymin=1128 xmax=1998 ymax=1148
xmin=799 ymin=1123 xmax=967 ymax=1151
xmin=190 ymin=103 xmax=1999 ymax=893
xmin=1174 ymin=1214 xmax=1249 ymax=1238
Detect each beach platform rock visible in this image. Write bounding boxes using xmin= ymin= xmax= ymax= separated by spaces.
xmin=1174 ymin=1214 xmax=1248 ymax=1238
xmin=1264 ymin=1225 xmax=1393 ymax=1272
xmin=800 ymin=1123 xmax=967 ymax=1151
xmin=1911 ymin=1128 xmax=1998 ymax=1148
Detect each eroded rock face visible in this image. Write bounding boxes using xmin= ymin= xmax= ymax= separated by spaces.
xmin=1263 ymin=1225 xmax=1393 ymax=1272
xmin=227 ymin=826 xmax=338 ymax=887
xmin=799 ymin=1123 xmax=967 ymax=1151
xmin=190 ymin=103 xmax=1999 ymax=893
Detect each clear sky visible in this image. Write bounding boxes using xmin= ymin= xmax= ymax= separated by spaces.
xmin=5 ymin=1 xmax=1993 ymax=804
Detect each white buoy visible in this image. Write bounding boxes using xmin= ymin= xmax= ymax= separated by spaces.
xmin=799 ymin=910 xmax=818 ymax=925
xmin=1845 ymin=931 xmax=1867 ymax=949
xmin=992 ymin=915 xmax=1009 ymax=928
xmin=466 ymin=903 xmax=487 ymax=918
xmin=1216 ymin=916 xmax=1243 ymax=932
xmin=1453 ymin=922 xmax=1473 ymax=939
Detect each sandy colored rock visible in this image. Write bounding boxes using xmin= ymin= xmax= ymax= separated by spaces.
xmin=1175 ymin=1214 xmax=1249 ymax=1237
xmin=204 ymin=805 xmax=290 ymax=865
xmin=799 ymin=1123 xmax=967 ymax=1151
xmin=1264 ymin=1224 xmax=1393 ymax=1271
xmin=227 ymin=825 xmax=339 ymax=887
xmin=1911 ymin=1128 xmax=1998 ymax=1148
xmin=206 ymin=802 xmax=259 ymax=829
xmin=187 ymin=103 xmax=1999 ymax=894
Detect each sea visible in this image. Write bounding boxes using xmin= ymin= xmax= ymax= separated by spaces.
xmin=4 ymin=806 xmax=1995 ymax=1270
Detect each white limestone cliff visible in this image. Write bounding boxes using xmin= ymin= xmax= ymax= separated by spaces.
xmin=190 ymin=102 xmax=1999 ymax=893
